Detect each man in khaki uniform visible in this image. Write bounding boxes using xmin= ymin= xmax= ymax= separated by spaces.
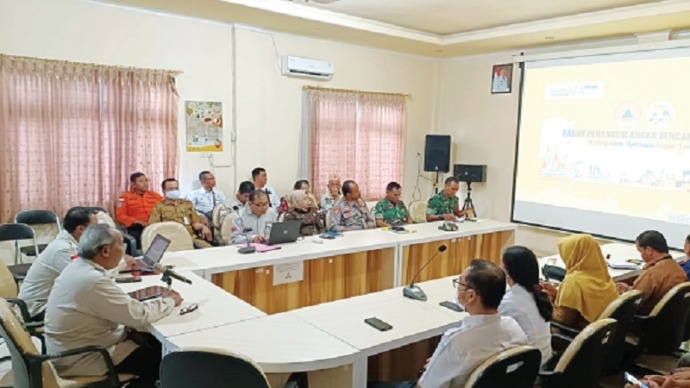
xmin=149 ymin=178 xmax=213 ymax=249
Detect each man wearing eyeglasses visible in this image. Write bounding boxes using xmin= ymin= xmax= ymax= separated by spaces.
xmin=371 ymin=260 xmax=527 ymax=388
xmin=230 ymin=190 xmax=278 ymax=244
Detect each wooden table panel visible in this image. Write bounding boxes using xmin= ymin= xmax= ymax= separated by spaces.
xmin=367 ymin=336 xmax=441 ymax=381
xmin=402 ymin=230 xmax=515 ymax=284
xmin=212 ymin=247 xmax=395 ymax=313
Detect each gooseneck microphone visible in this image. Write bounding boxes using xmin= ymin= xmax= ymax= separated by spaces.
xmin=402 ymin=245 xmax=448 ymax=301
xmin=153 ymin=263 xmax=192 ymax=284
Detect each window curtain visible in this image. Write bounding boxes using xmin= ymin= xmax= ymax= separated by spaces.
xmin=305 ymin=89 xmax=406 ymax=200
xmin=0 ymin=55 xmax=178 ymax=222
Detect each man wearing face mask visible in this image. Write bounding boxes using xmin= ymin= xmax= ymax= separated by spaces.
xmin=149 ymin=178 xmax=213 ymax=248
xmin=371 ymin=260 xmax=527 ymax=388
xmin=45 ymin=224 xmax=182 ymax=387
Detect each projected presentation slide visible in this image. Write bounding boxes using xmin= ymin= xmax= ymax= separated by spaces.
xmin=513 ymin=48 xmax=690 ymax=246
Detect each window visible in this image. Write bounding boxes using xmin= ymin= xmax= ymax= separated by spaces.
xmin=0 ymin=55 xmax=178 ymax=221
xmin=303 ymin=88 xmax=406 ymax=200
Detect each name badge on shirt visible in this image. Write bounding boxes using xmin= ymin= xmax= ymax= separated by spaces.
xmin=183 ymin=216 xmax=190 ymax=225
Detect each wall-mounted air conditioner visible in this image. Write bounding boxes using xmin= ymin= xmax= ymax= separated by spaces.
xmin=281 ymin=56 xmax=334 ymax=80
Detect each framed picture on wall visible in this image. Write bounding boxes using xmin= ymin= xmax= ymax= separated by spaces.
xmin=491 ymin=63 xmax=513 ymax=94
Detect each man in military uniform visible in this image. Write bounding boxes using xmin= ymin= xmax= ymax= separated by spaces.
xmin=115 ymin=172 xmax=163 ymax=248
xmin=330 ymin=180 xmax=375 ymax=232
xmin=149 ymin=178 xmax=213 ymax=248
xmin=374 ymin=181 xmax=412 ymax=227
xmin=426 ymin=177 xmax=469 ymax=222
xmin=230 ymin=190 xmax=277 ymax=244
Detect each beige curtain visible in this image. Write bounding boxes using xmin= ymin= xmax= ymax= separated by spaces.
xmin=0 ymin=55 xmax=178 ymax=222
xmin=307 ymin=89 xmax=406 ymax=200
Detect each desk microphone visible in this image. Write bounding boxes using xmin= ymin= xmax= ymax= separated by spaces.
xmin=403 ymin=245 xmax=447 ymax=301
xmin=153 ymin=263 xmax=192 ymax=284
xmin=233 ymin=206 xmax=256 ymax=254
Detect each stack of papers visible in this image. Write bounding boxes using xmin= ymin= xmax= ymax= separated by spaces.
xmin=606 ymin=259 xmax=640 ymax=270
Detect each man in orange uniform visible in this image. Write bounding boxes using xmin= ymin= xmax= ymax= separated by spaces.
xmin=115 ymin=172 xmax=163 ymax=248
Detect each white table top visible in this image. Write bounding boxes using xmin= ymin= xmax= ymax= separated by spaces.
xmin=160 ymin=228 xmax=402 ymax=277
xmin=159 ymin=220 xmax=517 ymax=278
xmin=291 ymin=276 xmax=465 ymax=357
xmin=117 ymin=271 xmax=265 ymax=339
xmin=537 ymin=242 xmax=686 ymax=282
xmin=389 ymin=220 xmax=517 ymax=246
xmin=165 ymin=314 xmax=361 ymax=373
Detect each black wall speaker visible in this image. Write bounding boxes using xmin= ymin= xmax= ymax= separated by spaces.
xmin=454 ymin=164 xmax=487 ymax=183
xmin=424 ymin=135 xmax=451 ymax=173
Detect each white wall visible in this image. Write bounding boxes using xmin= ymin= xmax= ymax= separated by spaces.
xmin=0 ymin=0 xmax=437 ymax=204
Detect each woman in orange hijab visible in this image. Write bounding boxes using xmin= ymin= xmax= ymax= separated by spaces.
xmin=542 ymin=234 xmax=619 ymax=329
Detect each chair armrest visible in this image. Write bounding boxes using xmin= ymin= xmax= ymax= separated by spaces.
xmin=6 ymin=298 xmax=32 ymax=323
xmin=550 ymin=321 xmax=581 ymax=337
xmin=283 ymin=371 xmax=308 ymax=388
xmin=31 ymin=346 xmax=120 ymax=387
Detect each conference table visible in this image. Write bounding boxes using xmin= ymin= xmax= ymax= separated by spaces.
xmin=160 ymin=220 xmax=517 ymax=314
xmin=129 ymin=224 xmax=674 ymax=387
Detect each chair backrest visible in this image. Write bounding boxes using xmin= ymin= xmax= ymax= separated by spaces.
xmin=552 ymin=318 xmax=617 ymax=388
xmin=409 ymin=201 xmax=427 ymax=223
xmin=0 ymin=261 xmax=18 ymax=299
xmin=0 ymin=223 xmax=35 ymax=243
xmin=142 ymin=222 xmax=194 ymax=252
xmin=212 ymin=204 xmax=224 ymax=228
xmin=597 ymin=290 xmax=643 ymax=374
xmin=160 ymin=349 xmax=270 ymax=388
xmin=219 ymin=213 xmax=238 ymax=246
xmin=641 ymin=282 xmax=690 ymax=354
xmin=464 ymin=345 xmax=541 ymax=388
xmin=14 ymin=210 xmax=60 ymax=229
xmin=0 ymin=298 xmax=62 ymax=388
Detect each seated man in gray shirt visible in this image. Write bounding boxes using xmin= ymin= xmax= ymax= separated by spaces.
xmin=230 ymin=190 xmax=278 ymax=244
xmin=45 ymin=224 xmax=182 ymax=387
xmin=18 ymin=207 xmax=98 ymax=320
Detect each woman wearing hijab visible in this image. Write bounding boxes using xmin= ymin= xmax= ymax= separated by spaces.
xmin=541 ymin=234 xmax=619 ymax=329
xmin=283 ymin=190 xmax=324 ymax=236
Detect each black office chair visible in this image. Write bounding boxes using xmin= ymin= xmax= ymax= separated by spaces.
xmin=629 ymin=282 xmax=690 ymax=374
xmin=159 ymin=350 xmax=308 ymax=388
xmin=14 ymin=210 xmax=61 ymax=258
xmin=539 ymin=318 xmax=617 ymax=388
xmin=551 ymin=290 xmax=643 ymax=375
xmin=0 ymin=223 xmax=40 ymax=280
xmin=463 ymin=345 xmax=541 ymax=388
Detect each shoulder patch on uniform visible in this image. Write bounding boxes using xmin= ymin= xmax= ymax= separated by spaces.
xmin=333 ymin=208 xmax=340 ymax=215
xmin=117 ymin=198 xmax=124 ymax=207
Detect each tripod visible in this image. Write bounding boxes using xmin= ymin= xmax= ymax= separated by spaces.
xmin=461 ymin=181 xmax=476 ymax=218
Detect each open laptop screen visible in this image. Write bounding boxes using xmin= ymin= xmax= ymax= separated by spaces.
xmin=141 ymin=234 xmax=171 ymax=269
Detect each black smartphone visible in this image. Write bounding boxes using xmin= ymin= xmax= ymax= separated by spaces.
xmin=320 ymin=234 xmax=336 ymax=240
xmin=115 ymin=275 xmax=142 ymax=283
xmin=439 ymin=300 xmax=464 ymax=312
xmin=364 ymin=317 xmax=393 ymax=331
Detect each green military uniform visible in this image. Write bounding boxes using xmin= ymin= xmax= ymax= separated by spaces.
xmin=426 ymin=191 xmax=459 ymax=217
xmin=374 ymin=198 xmax=409 ymax=225
xmin=148 ymin=199 xmax=212 ymax=248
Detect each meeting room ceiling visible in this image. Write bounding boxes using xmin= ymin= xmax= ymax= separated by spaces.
xmin=94 ymin=0 xmax=690 ymax=56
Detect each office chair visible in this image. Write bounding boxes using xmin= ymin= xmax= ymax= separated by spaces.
xmin=141 ymin=222 xmax=193 ymax=252
xmin=0 ymin=260 xmax=45 ymax=354
xmin=628 ymin=282 xmax=690 ymax=374
xmin=0 ymin=298 xmax=133 ymax=388
xmin=14 ymin=210 xmax=61 ymax=258
xmin=219 ymin=212 xmax=238 ymax=245
xmin=408 ymin=201 xmax=428 ymax=223
xmin=0 ymin=224 xmax=39 ymax=280
xmin=160 ymin=349 xmax=307 ymax=388
xmin=551 ymin=290 xmax=643 ymax=374
xmin=539 ymin=318 xmax=617 ymax=388
xmin=463 ymin=345 xmax=541 ymax=388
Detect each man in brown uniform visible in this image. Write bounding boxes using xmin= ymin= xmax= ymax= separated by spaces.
xmin=148 ymin=179 xmax=213 ymax=249
xmin=616 ymin=230 xmax=687 ymax=315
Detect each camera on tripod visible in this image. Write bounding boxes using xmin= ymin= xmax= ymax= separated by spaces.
xmin=453 ymin=164 xmax=487 ymax=218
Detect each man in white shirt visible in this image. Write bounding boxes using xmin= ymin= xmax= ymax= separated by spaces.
xmin=18 ymin=207 xmax=98 ymax=319
xmin=45 ymin=224 xmax=182 ymax=387
xmin=223 ymin=181 xmax=255 ymax=212
xmin=371 ymin=260 xmax=527 ymax=388
xmin=186 ymin=170 xmax=227 ymax=222
xmin=252 ymin=167 xmax=280 ymax=209
xmin=230 ymin=190 xmax=278 ymax=244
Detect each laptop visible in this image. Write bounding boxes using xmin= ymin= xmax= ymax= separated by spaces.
xmin=135 ymin=234 xmax=171 ymax=272
xmin=267 ymin=221 xmax=301 ymax=245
